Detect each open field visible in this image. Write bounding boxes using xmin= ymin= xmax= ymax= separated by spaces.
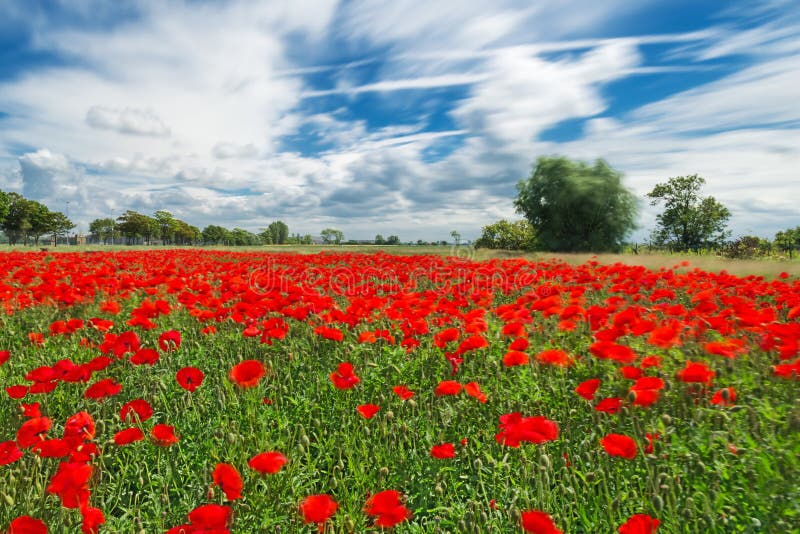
xmin=0 ymin=249 xmax=798 ymax=532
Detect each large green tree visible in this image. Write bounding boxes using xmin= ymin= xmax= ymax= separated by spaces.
xmin=647 ymin=174 xmax=730 ymax=252
xmin=0 ymin=190 xmax=9 ymax=228
xmin=321 ymin=228 xmax=344 ymax=245
xmin=89 ymin=218 xmax=118 ymax=245
xmin=514 ymin=156 xmax=637 ymax=252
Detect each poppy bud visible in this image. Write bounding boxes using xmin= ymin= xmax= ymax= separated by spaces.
xmin=299 ymin=434 xmax=310 ymax=447
xmin=661 ymin=413 xmax=672 ymax=425
xmin=473 ymin=458 xmax=483 ymax=470
xmin=407 ymin=399 xmax=417 ymax=408
xmin=385 ymin=410 xmax=394 ymax=420
xmin=3 ymin=493 xmax=13 ymax=506
xmin=457 ymin=520 xmax=468 ymax=531
xmin=539 ymin=454 xmax=552 ymax=469
xmin=652 ymin=494 xmax=664 ymax=512
xmin=345 ymin=517 xmax=356 ymax=531
xmin=379 ymin=466 xmax=390 ymax=477
xmin=435 ymin=483 xmax=444 ymax=495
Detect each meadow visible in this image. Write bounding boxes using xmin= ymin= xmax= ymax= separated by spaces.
xmin=0 ymin=249 xmax=798 ymax=533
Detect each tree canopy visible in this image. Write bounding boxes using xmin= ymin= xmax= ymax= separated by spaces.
xmin=514 ymin=156 xmax=637 ymax=252
xmin=647 ymin=174 xmax=731 ymax=252
xmin=474 ymin=219 xmax=536 ymax=250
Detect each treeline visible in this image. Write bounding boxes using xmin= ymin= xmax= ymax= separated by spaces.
xmin=0 ymin=191 xmax=75 ymax=246
xmin=90 ymin=211 xmax=314 ymax=246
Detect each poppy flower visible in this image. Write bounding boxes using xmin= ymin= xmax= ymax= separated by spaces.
xmin=120 ymin=399 xmax=154 ymax=423
xmin=8 ymin=516 xmax=48 ymax=534
xmin=640 ymin=355 xmax=662 ymax=368
xmin=620 ymin=366 xmax=642 ymax=379
xmin=631 ymin=389 xmax=660 ymax=407
xmin=64 ymin=412 xmax=96 ymax=443
xmin=392 ymin=385 xmax=414 ymax=400
xmin=509 ymin=337 xmax=529 ymax=351
xmin=430 ymin=443 xmax=456 ymax=459
xmin=20 ymin=402 xmax=41 ymax=418
xmin=248 ymin=451 xmax=287 ymax=474
xmin=589 ymin=341 xmax=637 ymax=364
xmin=677 ymin=361 xmax=715 ymax=385
xmin=299 ymin=494 xmax=338 ymax=525
xmin=158 ymin=330 xmax=181 ymax=352
xmin=16 ymin=417 xmax=52 ymax=448
xmin=496 ymin=413 xmax=559 ymax=447
xmin=536 ymin=349 xmax=574 ymax=367
xmin=595 ymin=397 xmax=623 ymax=414
xmin=176 ymin=367 xmax=205 ymax=392
xmin=314 ymin=326 xmax=344 ymax=342
xmin=710 ymin=387 xmax=736 ymax=406
xmin=464 ymin=381 xmax=487 ymax=403
xmin=601 ymin=434 xmax=638 ymax=460
xmin=521 ymin=510 xmax=562 ymax=534
xmin=575 ymin=378 xmax=601 ymax=400
xmin=330 ymin=362 xmax=360 ymax=390
xmin=643 ymin=433 xmax=660 ymax=455
xmin=229 ymin=360 xmax=266 ymax=388
xmin=33 ymin=439 xmax=70 ymax=458
xmin=113 ymin=428 xmax=145 ymax=446
xmin=129 ymin=348 xmax=160 ymax=366
xmin=212 ymin=463 xmax=243 ymax=501
xmin=84 ymin=378 xmax=122 ymax=400
xmin=434 ymin=381 xmax=462 ymax=396
xmin=364 ymin=490 xmax=411 ymax=528
xmin=151 ymin=424 xmax=179 ymax=446
xmin=80 ymin=505 xmax=104 ymax=534
xmin=46 ymin=461 xmax=93 ymax=508
xmin=618 ymin=514 xmax=660 ymax=533
xmin=0 ymin=440 xmax=24 ymax=465
xmin=6 ymin=385 xmax=29 ymax=400
xmin=503 ymin=350 xmax=529 ymax=367
xmin=357 ymin=404 xmax=380 ymax=419
xmin=186 ymin=504 xmax=232 ymax=530
xmin=0 ymin=350 xmax=10 ymax=366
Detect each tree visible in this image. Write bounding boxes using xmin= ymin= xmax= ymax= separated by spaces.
xmin=154 ymin=211 xmax=177 ymax=244
xmin=515 ymin=156 xmax=637 ymax=252
xmin=27 ymin=201 xmax=53 ymax=246
xmin=321 ymin=228 xmax=344 ymax=245
xmin=89 ymin=218 xmax=117 ymax=245
xmin=386 ymin=235 xmax=400 ymax=245
xmin=47 ymin=211 xmax=75 ymax=246
xmin=0 ymin=190 xmax=9 ymax=228
xmin=647 ymin=175 xmax=731 ymax=252
xmin=202 ymin=225 xmax=230 ymax=245
xmin=450 ymin=230 xmax=461 ymax=245
xmin=775 ymin=227 xmax=800 ymax=259
xmin=374 ymin=234 xmax=386 ymax=245
xmin=474 ymin=219 xmax=537 ymax=250
xmin=117 ymin=210 xmax=158 ymax=245
xmin=1 ymin=193 xmax=34 ymax=245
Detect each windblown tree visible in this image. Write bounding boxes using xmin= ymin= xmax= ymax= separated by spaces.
xmin=47 ymin=211 xmax=75 ymax=246
xmin=321 ymin=228 xmax=344 ymax=245
xmin=474 ymin=219 xmax=536 ymax=250
xmin=514 ymin=156 xmax=637 ymax=252
xmin=775 ymin=227 xmax=800 ymax=258
xmin=647 ymin=175 xmax=731 ymax=252
xmin=0 ymin=190 xmax=9 ymax=228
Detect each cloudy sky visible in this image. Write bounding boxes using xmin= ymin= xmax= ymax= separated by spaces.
xmin=0 ymin=0 xmax=798 ymax=241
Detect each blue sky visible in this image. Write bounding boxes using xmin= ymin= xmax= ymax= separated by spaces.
xmin=0 ymin=0 xmax=798 ymax=241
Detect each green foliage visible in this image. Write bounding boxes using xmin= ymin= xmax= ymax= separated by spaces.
xmin=116 ymin=210 xmax=159 ymax=245
xmin=722 ymin=235 xmax=772 ymax=259
xmin=321 ymin=228 xmax=344 ymax=245
xmin=0 ymin=190 xmax=9 ymax=226
xmin=514 ymin=156 xmax=638 ymax=252
xmin=474 ymin=219 xmax=536 ymax=250
xmin=386 ymin=235 xmax=400 ymax=245
xmin=774 ymin=227 xmax=800 ymax=258
xmin=647 ymin=175 xmax=731 ymax=252
xmin=374 ymin=234 xmax=386 ymax=245
xmin=89 ymin=218 xmax=117 ymax=245
xmin=202 ymin=225 xmax=230 ymax=245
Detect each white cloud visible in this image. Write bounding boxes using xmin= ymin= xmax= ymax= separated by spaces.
xmin=86 ymin=106 xmax=171 ymax=137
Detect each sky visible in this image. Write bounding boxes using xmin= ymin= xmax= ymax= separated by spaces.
xmin=0 ymin=0 xmax=798 ymax=242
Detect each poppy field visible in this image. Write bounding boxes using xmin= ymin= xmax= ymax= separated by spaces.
xmin=0 ymin=250 xmax=798 ymax=533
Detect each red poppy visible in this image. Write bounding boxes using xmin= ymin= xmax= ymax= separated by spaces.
xmin=299 ymin=494 xmax=338 ymax=525
xmin=129 ymin=348 xmax=160 ymax=365
xmin=80 ymin=504 xmax=104 ymax=534
xmin=509 ymin=337 xmax=529 ymax=351
xmin=212 ymin=463 xmax=243 ymax=501
xmin=176 ymin=367 xmax=205 ymax=392
xmin=710 ymin=386 xmax=736 ymax=406
xmin=434 ymin=380 xmax=462 ymax=396
xmin=601 ymin=434 xmax=638 ymax=460
xmin=314 ymin=326 xmax=344 ymax=342
xmin=16 ymin=417 xmax=52 ymax=448
xmin=248 ymin=451 xmax=287 ymax=474
xmin=84 ymin=378 xmax=122 ymax=400
xmin=631 ymin=389 xmax=660 ymax=407
xmin=521 ymin=510 xmax=562 ymax=534
xmin=677 ymin=361 xmax=715 ymax=385
xmin=430 ymin=443 xmax=456 ymax=459
xmin=357 ymin=404 xmax=380 ymax=419
xmin=640 ymin=355 xmax=662 ymax=368
xmin=620 ymin=366 xmax=642 ymax=379
xmin=595 ymin=397 xmax=623 ymax=414
xmin=33 ymin=439 xmax=70 ymax=458
xmin=186 ymin=504 xmax=232 ymax=530
xmin=589 ymin=341 xmax=637 ymax=364
xmin=364 ymin=490 xmax=411 ymax=528
xmin=8 ymin=516 xmax=48 ymax=534
xmin=0 ymin=350 xmax=10 ymax=366
xmin=0 ymin=440 xmax=24 ymax=465
xmin=46 ymin=461 xmax=93 ymax=508
xmin=229 ymin=360 xmax=266 ymax=388
xmin=6 ymin=385 xmax=29 ymax=400
xmin=330 ymin=362 xmax=360 ymax=390
xmin=618 ymin=514 xmax=660 ymax=533
xmin=496 ymin=413 xmax=559 ymax=447
xmin=536 ymin=349 xmax=574 ymax=367
xmin=113 ymin=428 xmax=145 ymax=446
xmin=120 ymin=399 xmax=154 ymax=423
xmin=464 ymin=381 xmax=487 ymax=403
xmin=20 ymin=402 xmax=41 ymax=418
xmin=503 ymin=350 xmax=529 ymax=367
xmin=575 ymin=378 xmax=601 ymax=400
xmin=158 ymin=330 xmax=181 ymax=352
xmin=64 ymin=412 xmax=95 ymax=443
xmin=643 ymin=433 xmax=660 ymax=455
xmin=392 ymin=385 xmax=414 ymax=400
xmin=151 ymin=424 xmax=179 ymax=446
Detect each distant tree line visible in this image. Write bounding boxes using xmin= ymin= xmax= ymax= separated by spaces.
xmin=0 ymin=190 xmax=75 ymax=246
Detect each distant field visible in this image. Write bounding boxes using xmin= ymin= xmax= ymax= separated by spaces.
xmin=2 ymin=243 xmax=797 ymax=278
